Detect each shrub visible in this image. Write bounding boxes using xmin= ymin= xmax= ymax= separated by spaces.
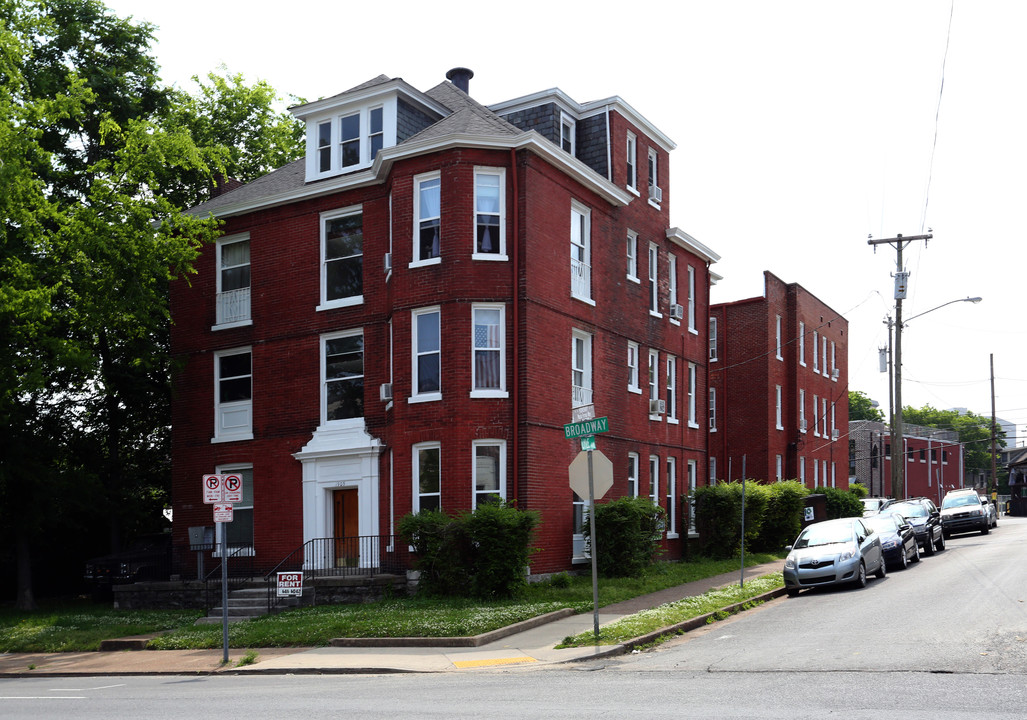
xmin=694 ymin=483 xmax=743 ymax=559
xmin=756 ymin=480 xmax=808 ymax=550
xmin=849 ymin=482 xmax=869 ymax=499
xmin=813 ymin=486 xmax=864 ymax=519
xmin=398 ymin=502 xmax=539 ymax=599
xmin=583 ymin=496 xmax=665 ymax=577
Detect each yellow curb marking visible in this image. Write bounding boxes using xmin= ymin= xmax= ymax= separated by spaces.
xmin=453 ymin=656 xmax=537 ymax=668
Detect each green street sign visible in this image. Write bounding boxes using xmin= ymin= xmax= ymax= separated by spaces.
xmin=564 ymin=416 xmax=609 ymax=440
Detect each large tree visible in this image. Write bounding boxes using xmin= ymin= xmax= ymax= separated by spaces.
xmin=849 ymin=390 xmax=885 ymax=422
xmin=1 ymin=0 xmax=302 ymax=608
xmin=903 ymin=405 xmax=1005 ymax=483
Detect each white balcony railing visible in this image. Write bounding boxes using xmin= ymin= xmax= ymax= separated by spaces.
xmin=572 ymin=384 xmax=592 ymax=408
xmin=217 ymin=287 xmax=251 ymax=325
xmin=571 ymin=258 xmax=591 ymax=300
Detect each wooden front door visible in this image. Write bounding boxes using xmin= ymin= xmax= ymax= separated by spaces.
xmin=332 ymin=488 xmax=359 ymax=567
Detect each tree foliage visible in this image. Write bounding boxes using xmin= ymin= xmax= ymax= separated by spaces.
xmin=849 ymin=390 xmax=885 ymax=422
xmin=903 ymin=405 xmax=1005 ymax=476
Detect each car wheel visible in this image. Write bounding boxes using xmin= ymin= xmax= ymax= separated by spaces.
xmin=982 ymin=523 xmax=990 ymax=535
xmin=923 ymin=537 xmax=935 ymax=556
xmin=898 ymin=549 xmax=908 ymax=570
xmin=787 ymin=589 xmax=800 ymax=598
xmin=854 ymin=560 xmax=867 ymax=589
xmin=875 ymin=556 xmax=887 ymax=579
xmin=911 ymin=542 xmax=921 ymax=563
xmin=935 ymin=533 xmax=945 ymax=551
xmin=943 ymin=530 xmax=951 ymax=540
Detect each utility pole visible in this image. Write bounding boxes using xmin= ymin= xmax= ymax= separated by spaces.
xmin=868 ymin=232 xmax=931 ymax=500
xmin=991 ymin=354 xmax=997 ymax=497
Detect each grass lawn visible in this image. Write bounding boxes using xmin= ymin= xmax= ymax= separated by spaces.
xmin=1 ymin=553 xmax=783 ymax=652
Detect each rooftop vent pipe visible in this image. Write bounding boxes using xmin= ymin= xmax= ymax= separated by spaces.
xmin=446 ymin=67 xmax=474 ymax=94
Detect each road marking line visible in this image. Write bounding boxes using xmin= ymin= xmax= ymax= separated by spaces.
xmin=452 ymin=656 xmax=537 ymax=668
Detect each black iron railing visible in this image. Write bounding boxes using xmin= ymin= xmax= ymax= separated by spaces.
xmin=203 ymin=545 xmax=258 ymax=612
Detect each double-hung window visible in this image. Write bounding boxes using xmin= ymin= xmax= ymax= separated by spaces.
xmin=687 ymin=362 xmax=698 ymax=428
xmin=687 ymin=265 xmax=696 ymax=331
xmin=668 ymin=254 xmax=678 ymax=318
xmin=775 ymin=385 xmax=783 ymax=430
xmin=627 ymin=452 xmax=639 ymax=497
xmin=775 ymin=315 xmax=783 ymax=360
xmin=709 ymin=317 xmax=718 ymax=361
xmin=216 ymin=465 xmax=253 ymax=554
xmin=822 ymin=336 xmax=829 ymax=377
xmin=561 ymin=113 xmax=575 ymax=154
xmin=648 ymin=243 xmax=659 ymax=315
xmin=709 ymin=387 xmax=717 ymax=431
xmin=414 ymin=173 xmax=441 ymax=264
xmin=472 ymin=440 xmax=505 ymax=508
xmin=214 ymin=348 xmax=252 ymax=442
xmin=813 ymin=331 xmax=820 ymax=372
xmin=570 ymin=202 xmax=591 ymax=302
xmin=822 ymin=397 xmax=828 ymax=437
xmin=321 ymin=207 xmax=363 ymax=308
xmin=626 ymin=231 xmax=638 ymax=281
xmin=215 ymin=234 xmax=251 ymax=327
xmin=627 ymin=341 xmax=641 ymax=393
xmin=831 ymin=341 xmax=837 ymax=380
xmin=799 ymin=322 xmax=806 ymax=365
xmin=368 ymin=107 xmax=384 ymax=161
xmin=666 ymin=355 xmax=678 ymax=422
xmin=813 ymin=394 xmax=820 ymax=436
xmin=323 ymin=331 xmax=364 ymax=422
xmin=340 ymin=112 xmax=360 ymax=169
xmin=649 ymin=456 xmax=660 ymax=507
xmin=648 ymin=350 xmax=660 ymax=413
xmin=666 ymin=457 xmax=678 ymax=538
xmin=472 ymin=305 xmax=505 ymax=397
xmin=414 ymin=443 xmax=441 ymax=513
xmin=412 ymin=308 xmax=441 ymax=402
xmin=473 ymin=168 xmax=505 ymax=258
xmin=799 ymin=389 xmax=807 ymax=432
xmin=648 ymin=147 xmax=661 ymax=204
xmin=572 ymin=330 xmax=593 ymax=408
xmin=317 ymin=121 xmax=332 ymax=173
xmin=626 ymin=132 xmax=637 ymax=191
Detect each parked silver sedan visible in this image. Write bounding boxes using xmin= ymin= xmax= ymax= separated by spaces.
xmin=783 ymin=517 xmax=886 ymax=596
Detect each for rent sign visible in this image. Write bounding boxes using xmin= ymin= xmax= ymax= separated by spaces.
xmin=277 ymin=572 xmax=303 ymax=597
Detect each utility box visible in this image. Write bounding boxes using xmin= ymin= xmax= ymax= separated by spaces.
xmin=802 ymin=494 xmax=827 ymax=528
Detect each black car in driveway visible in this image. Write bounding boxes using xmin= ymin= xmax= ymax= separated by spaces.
xmin=883 ymin=498 xmax=945 ymax=556
xmin=862 ymin=512 xmax=920 ymax=570
xmin=84 ymin=533 xmax=172 ymax=597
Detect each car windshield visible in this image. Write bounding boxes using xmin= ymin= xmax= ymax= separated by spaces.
xmin=942 ymin=495 xmax=980 ymax=509
xmin=889 ymin=503 xmax=927 ymax=518
xmin=794 ymin=523 xmax=853 ymax=548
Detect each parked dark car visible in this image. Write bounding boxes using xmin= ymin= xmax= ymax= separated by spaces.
xmin=940 ymin=488 xmax=990 ymax=537
xmin=783 ymin=517 xmax=886 ymax=596
xmin=861 ymin=497 xmax=894 ymax=517
xmin=84 ymin=533 xmax=173 ymax=596
xmin=862 ymin=512 xmax=919 ymax=570
xmin=883 ymin=498 xmax=945 ymax=555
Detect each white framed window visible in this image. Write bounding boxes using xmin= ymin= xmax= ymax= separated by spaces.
xmin=709 ymin=317 xmax=718 ymax=361
xmin=472 ymin=304 xmax=506 ymax=397
xmin=626 ymin=231 xmax=639 ymax=281
xmin=473 ymin=168 xmax=506 ymax=259
xmin=799 ymin=322 xmax=806 ymax=366
xmin=831 ymin=403 xmax=837 ymax=438
xmin=647 ymin=147 xmax=661 ymax=205
xmin=813 ymin=458 xmax=820 ymax=485
xmin=800 ymin=456 xmax=806 ymax=485
xmin=666 ymin=457 xmax=678 ymax=538
xmin=649 ymin=455 xmax=660 ymax=506
xmin=570 ymin=202 xmax=592 ymax=302
xmin=687 ymin=265 xmax=697 ymax=332
xmin=666 ymin=355 xmax=678 ymax=423
xmin=831 ymin=341 xmax=837 ymax=380
xmin=561 ymin=113 xmax=575 ymax=154
xmin=668 ymin=253 xmax=678 ymax=317
xmin=831 ymin=462 xmax=836 ymax=488
xmin=572 ymin=329 xmax=593 ymax=408
xmin=813 ymin=331 xmax=820 ymax=372
xmin=709 ymin=387 xmax=717 ymax=431
xmin=414 ymin=172 xmax=441 ymax=264
xmin=368 ymin=106 xmax=384 ymax=161
xmin=317 ymin=120 xmax=332 ymax=173
xmin=648 ymin=349 xmax=660 ymax=413
xmin=215 ymin=234 xmax=251 ymax=328
xmin=340 ymin=111 xmax=360 ymax=169
xmin=822 ymin=397 xmax=828 ymax=437
xmin=799 ymin=389 xmax=807 ymax=432
xmin=775 ymin=315 xmax=783 ymax=360
xmin=775 ymin=385 xmax=783 ymax=430
xmin=824 ymin=460 xmax=830 ymax=487
xmin=626 ymin=132 xmax=637 ymax=192
xmin=627 ymin=341 xmax=641 ymax=393
xmin=214 ymin=348 xmax=252 ymax=442
xmin=320 ymin=206 xmax=363 ymax=309
xmin=412 ymin=307 xmax=441 ymax=402
xmin=472 ymin=440 xmax=506 ymax=508
xmin=822 ymin=336 xmax=829 ymax=377
xmin=648 ymin=243 xmax=660 ymax=315
xmin=322 ymin=331 xmax=364 ymax=423
xmin=710 ymin=456 xmax=717 ymax=486
xmin=776 ymin=454 xmax=783 ymax=481
xmin=813 ymin=394 xmax=820 ymax=436
xmin=413 ymin=443 xmax=441 ymax=513
xmin=688 ymin=362 xmax=698 ymax=428
xmin=215 ymin=465 xmax=253 ymax=555
xmin=627 ymin=453 xmax=639 ymax=497
xmin=687 ymin=460 xmax=697 ymax=534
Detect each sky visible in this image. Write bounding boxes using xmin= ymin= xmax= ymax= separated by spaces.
xmin=105 ymin=0 xmax=1027 ymax=445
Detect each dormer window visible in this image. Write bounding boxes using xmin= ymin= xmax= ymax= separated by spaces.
xmin=368 ymin=107 xmax=383 ymax=160
xmin=318 ymin=121 xmax=332 ymax=172
xmin=340 ymin=112 xmax=360 ymax=168
xmin=302 ymin=98 xmax=403 ymax=181
xmin=561 ymin=113 xmax=575 ymax=154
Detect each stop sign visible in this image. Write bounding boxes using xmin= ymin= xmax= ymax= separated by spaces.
xmin=569 ymin=449 xmax=613 ymax=501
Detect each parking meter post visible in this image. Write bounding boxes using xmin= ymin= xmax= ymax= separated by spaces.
xmin=587 ymin=448 xmax=600 ymax=642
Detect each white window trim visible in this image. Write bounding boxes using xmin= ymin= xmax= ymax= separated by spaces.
xmin=822 ymin=336 xmax=829 ymax=377
xmin=776 ymin=385 xmax=784 ymax=430
xmin=831 ymin=341 xmax=837 ymax=381
xmin=776 ymin=455 xmax=783 ymax=481
xmin=709 ymin=317 xmax=718 ymax=362
xmin=318 ymin=205 xmax=364 ymax=311
xmin=647 ymin=147 xmax=661 ymax=208
xmin=213 ymin=233 xmax=252 ymax=331
xmin=666 ymin=457 xmax=678 ymax=539
xmin=648 ymin=349 xmax=661 ymax=419
xmin=470 ymin=303 xmax=508 ymax=398
xmin=709 ymin=387 xmax=717 ymax=432
xmin=688 ymin=362 xmax=699 ymax=428
xmin=213 ymin=347 xmax=253 ymax=443
xmin=775 ymin=315 xmax=783 ymax=360
xmin=472 ymin=167 xmax=508 ymax=261
xmin=821 ymin=398 xmax=828 ymax=437
xmin=627 ymin=452 xmax=639 ymax=497
xmin=668 ymin=254 xmax=679 ymax=325
xmin=213 ymin=463 xmax=254 ymax=556
xmin=666 ymin=355 xmax=678 ymax=424
xmin=626 ymin=131 xmax=638 ymax=194
xmin=813 ymin=331 xmax=820 ymax=372
xmin=321 ymin=329 xmax=364 ymax=426
xmin=472 ymin=440 xmax=506 ymax=509
xmin=648 ymin=243 xmax=661 ymax=317
xmin=710 ymin=456 xmax=717 ymax=486
xmin=799 ymin=322 xmax=806 ymax=366
xmin=570 ymin=201 xmax=593 ymax=305
xmin=627 ymin=341 xmax=642 ymax=394
xmin=572 ymin=328 xmax=593 ymax=409
xmin=649 ymin=455 xmax=660 ymax=507
xmin=413 ymin=442 xmax=441 ymax=514
xmin=626 ymin=231 xmax=639 ymax=282
xmin=560 ymin=112 xmax=576 ymax=155
xmin=411 ymin=171 xmax=442 ymax=268
xmin=799 ymin=389 xmax=807 ymax=433
xmin=687 ymin=265 xmax=697 ymax=333
xmin=813 ymin=394 xmax=820 ymax=437
xmin=411 ymin=306 xmax=442 ymax=404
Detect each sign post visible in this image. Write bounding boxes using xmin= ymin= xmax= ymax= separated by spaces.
xmin=565 ymin=417 xmax=611 ymax=642
xmin=202 ymin=474 xmax=233 ymax=664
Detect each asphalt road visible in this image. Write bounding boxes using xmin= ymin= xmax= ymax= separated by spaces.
xmin=3 ymin=516 xmax=1027 ymax=719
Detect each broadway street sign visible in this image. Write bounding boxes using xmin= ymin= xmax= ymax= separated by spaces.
xmin=563 ymin=416 xmax=610 ymax=440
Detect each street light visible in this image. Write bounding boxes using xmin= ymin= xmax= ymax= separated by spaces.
xmin=888 ymin=296 xmax=983 ymax=500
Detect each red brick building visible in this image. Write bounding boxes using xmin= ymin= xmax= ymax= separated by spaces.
xmin=708 ymin=272 xmax=848 ymax=488
xmin=848 ymin=420 xmax=963 ymax=503
xmin=170 ymin=70 xmax=719 ymax=576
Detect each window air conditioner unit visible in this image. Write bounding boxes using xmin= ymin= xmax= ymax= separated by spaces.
xmin=800 ymin=419 xmax=807 ymax=433
xmin=649 ymin=399 xmax=666 ymax=415
xmin=379 ymin=383 xmax=393 ymax=402
xmin=832 ymin=368 xmax=840 ymax=380
xmin=832 ymin=429 xmax=840 ymax=440
xmin=649 ymin=185 xmax=663 ymax=203
xmin=669 ymin=303 xmax=684 ymax=320
xmin=383 ymin=252 xmax=392 ymax=273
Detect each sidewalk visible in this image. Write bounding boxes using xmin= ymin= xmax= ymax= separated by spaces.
xmin=0 ymin=560 xmax=783 ymax=677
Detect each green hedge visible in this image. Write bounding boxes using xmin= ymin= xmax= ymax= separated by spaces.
xmin=584 ymin=496 xmax=665 ymax=577
xmin=813 ymin=485 xmax=864 ymax=519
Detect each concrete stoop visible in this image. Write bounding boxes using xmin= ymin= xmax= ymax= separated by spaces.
xmin=196 ymin=585 xmax=276 ymax=624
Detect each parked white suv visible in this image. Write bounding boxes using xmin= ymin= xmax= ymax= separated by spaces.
xmin=940 ymin=489 xmax=990 ymax=537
